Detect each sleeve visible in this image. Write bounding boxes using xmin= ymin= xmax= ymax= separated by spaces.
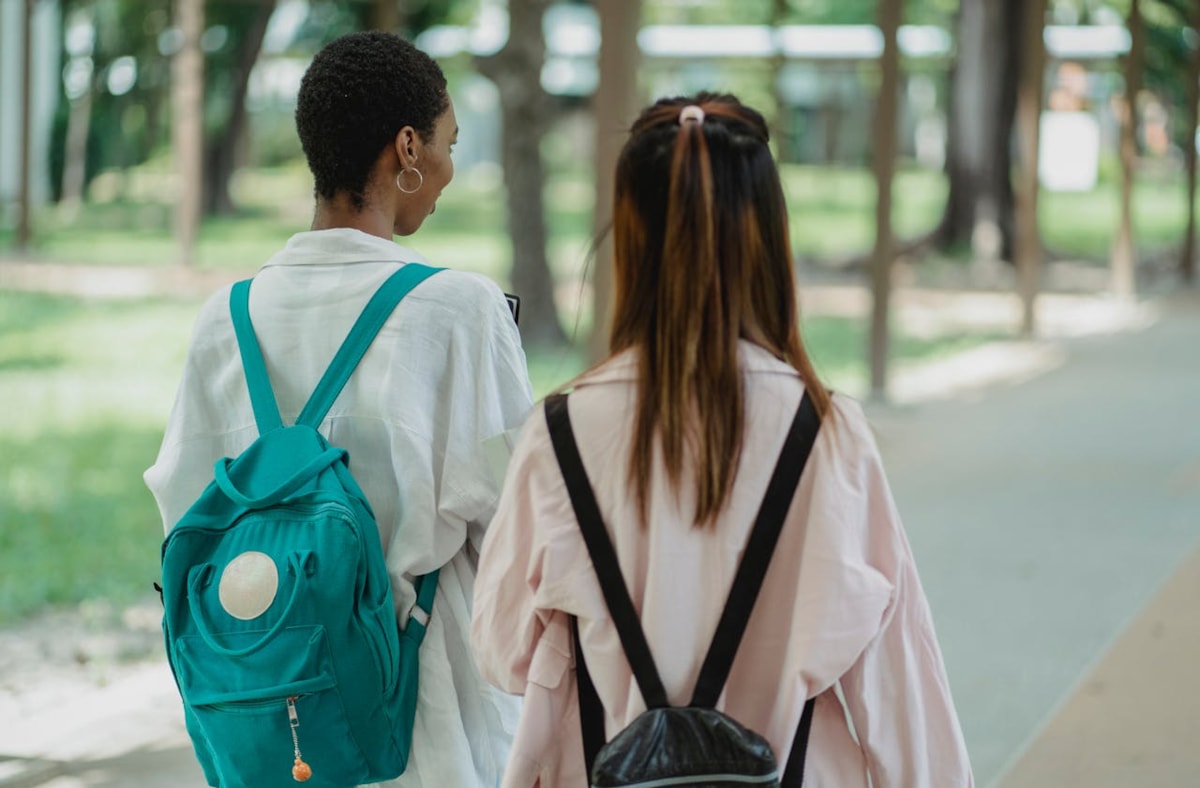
xmin=434 ymin=274 xmax=535 ymax=559
xmin=470 ymin=410 xmax=560 ymax=695
xmin=143 ymin=288 xmax=242 ymax=532
xmin=835 ymin=410 xmax=975 ymax=787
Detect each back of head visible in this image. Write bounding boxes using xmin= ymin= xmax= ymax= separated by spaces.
xmin=608 ymin=92 xmax=830 ymax=526
xmin=296 ymin=32 xmax=448 ymax=210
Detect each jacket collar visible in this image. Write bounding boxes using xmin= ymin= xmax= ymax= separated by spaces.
xmin=261 ymin=228 xmax=431 ymax=268
xmin=575 ymin=340 xmax=802 ymax=388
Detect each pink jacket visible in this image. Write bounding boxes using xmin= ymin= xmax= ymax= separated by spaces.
xmin=471 ymin=343 xmax=974 ymax=787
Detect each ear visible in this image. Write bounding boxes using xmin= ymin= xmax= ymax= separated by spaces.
xmin=393 ymin=126 xmax=421 ymax=168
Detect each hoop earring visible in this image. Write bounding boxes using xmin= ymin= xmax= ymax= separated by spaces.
xmin=396 ymin=168 xmax=424 ymax=194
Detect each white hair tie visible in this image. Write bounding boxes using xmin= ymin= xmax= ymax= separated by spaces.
xmin=679 ymin=105 xmax=705 ymax=125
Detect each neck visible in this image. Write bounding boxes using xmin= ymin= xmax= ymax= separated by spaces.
xmin=310 ymin=195 xmax=394 ymax=240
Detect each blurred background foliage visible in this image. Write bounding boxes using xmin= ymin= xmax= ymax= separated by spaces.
xmin=0 ymin=0 xmax=1198 ymax=624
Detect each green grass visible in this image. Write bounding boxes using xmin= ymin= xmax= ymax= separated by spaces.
xmin=0 ymin=424 xmax=169 ymax=621
xmin=2 ymin=162 xmax=1190 ymax=274
xmin=802 ymin=314 xmax=1009 ymax=394
xmin=0 ymin=292 xmax=194 ymax=625
xmin=782 ymin=166 xmax=948 ymax=259
xmin=1040 ymin=177 xmax=1192 ymax=260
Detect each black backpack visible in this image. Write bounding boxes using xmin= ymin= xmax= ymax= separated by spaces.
xmin=545 ymin=391 xmax=821 ymax=788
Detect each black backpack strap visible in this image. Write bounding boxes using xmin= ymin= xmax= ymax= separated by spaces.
xmin=545 ymin=394 xmax=671 ymax=711
xmin=571 ymin=614 xmax=606 ymax=778
xmin=781 ymin=696 xmax=817 ymax=787
xmin=690 ymin=390 xmax=821 ymax=707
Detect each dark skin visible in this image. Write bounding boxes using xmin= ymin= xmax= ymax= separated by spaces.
xmin=311 ymin=101 xmax=459 ymax=240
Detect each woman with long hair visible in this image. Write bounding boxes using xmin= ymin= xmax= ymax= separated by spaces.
xmin=471 ymin=93 xmax=972 ymax=786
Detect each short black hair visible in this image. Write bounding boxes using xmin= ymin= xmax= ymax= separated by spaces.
xmin=296 ymin=32 xmax=449 ymax=209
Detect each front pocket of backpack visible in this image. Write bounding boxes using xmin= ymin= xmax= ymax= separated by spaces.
xmin=174 ymin=625 xmax=368 ymax=787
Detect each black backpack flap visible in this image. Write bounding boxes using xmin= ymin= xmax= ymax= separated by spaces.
xmin=592 ymin=707 xmax=779 ymax=787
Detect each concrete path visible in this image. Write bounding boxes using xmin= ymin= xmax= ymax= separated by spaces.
xmin=867 ymin=291 xmax=1200 ymax=786
xmin=993 ymin=541 xmax=1200 ymax=787
xmin=0 ymin=282 xmax=1196 ymax=786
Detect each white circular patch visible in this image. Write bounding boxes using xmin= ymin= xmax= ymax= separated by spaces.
xmin=218 ymin=551 xmax=279 ymax=620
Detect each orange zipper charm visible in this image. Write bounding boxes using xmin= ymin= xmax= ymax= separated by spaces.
xmin=287 ymin=696 xmax=312 ymax=782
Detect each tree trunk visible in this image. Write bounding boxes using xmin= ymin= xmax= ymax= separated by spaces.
xmin=770 ymin=0 xmax=790 ymax=163
xmin=60 ymin=83 xmax=94 ymax=216
xmin=203 ymin=0 xmax=276 ymax=216
xmin=173 ymin=0 xmax=204 ymax=267
xmin=822 ymin=103 xmax=843 ymax=164
xmin=1181 ymin=2 xmax=1200 ymax=286
xmin=588 ymin=0 xmax=643 ymax=363
xmin=477 ymin=0 xmax=565 ymax=349
xmin=1014 ymin=0 xmax=1047 ymax=338
xmin=869 ymin=0 xmax=902 ymax=401
xmin=1111 ymin=0 xmax=1144 ymax=299
xmin=937 ymin=0 xmax=1021 ymax=261
xmin=16 ymin=0 xmax=33 ymax=252
xmin=373 ymin=0 xmax=400 ymax=33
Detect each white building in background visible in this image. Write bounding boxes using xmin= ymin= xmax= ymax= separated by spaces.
xmin=0 ymin=0 xmax=61 ymax=213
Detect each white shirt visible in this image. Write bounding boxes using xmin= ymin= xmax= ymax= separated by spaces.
xmin=145 ymin=228 xmax=534 ymax=787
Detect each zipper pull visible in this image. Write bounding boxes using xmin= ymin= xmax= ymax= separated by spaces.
xmin=287 ymin=696 xmax=312 ymax=782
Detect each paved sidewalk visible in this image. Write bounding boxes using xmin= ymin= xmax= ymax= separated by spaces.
xmin=0 ymin=271 xmax=1195 ymax=785
xmin=866 ymin=292 xmax=1200 ymax=785
xmin=994 ymin=541 xmax=1200 ymax=787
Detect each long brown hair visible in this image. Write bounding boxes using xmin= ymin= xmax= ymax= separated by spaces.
xmin=606 ymin=92 xmax=831 ymax=527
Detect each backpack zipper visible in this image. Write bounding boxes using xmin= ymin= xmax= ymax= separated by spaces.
xmin=287 ymin=695 xmax=313 ymax=782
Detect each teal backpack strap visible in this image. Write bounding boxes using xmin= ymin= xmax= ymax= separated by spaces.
xmin=296 ymin=264 xmax=443 ymax=428
xmin=229 ymin=279 xmax=284 ymax=434
xmin=415 ymin=569 xmax=438 ymax=614
xmin=406 ymin=569 xmax=440 ymax=638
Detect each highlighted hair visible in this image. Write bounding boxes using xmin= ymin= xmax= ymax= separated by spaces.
xmin=608 ymin=93 xmax=831 ymax=527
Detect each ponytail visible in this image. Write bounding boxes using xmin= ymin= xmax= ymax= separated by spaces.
xmin=609 ymin=94 xmax=831 ymax=529
xmin=628 ymin=104 xmax=744 ymax=526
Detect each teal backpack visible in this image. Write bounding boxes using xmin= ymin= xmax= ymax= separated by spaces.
xmin=159 ymin=264 xmax=442 ymax=787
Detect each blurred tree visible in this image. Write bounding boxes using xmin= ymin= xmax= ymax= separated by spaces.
xmin=172 ymin=0 xmax=203 ymax=267
xmin=641 ymin=0 xmax=955 ymax=31
xmin=1111 ymin=0 xmax=1143 ymax=298
xmin=1055 ymin=0 xmax=1189 ymax=289
xmin=936 ymin=0 xmax=1022 ymax=261
xmin=1015 ymin=0 xmax=1048 ymax=338
xmin=59 ymin=2 xmax=96 ymax=216
xmin=345 ymin=0 xmax=466 ymax=41
xmin=643 ymin=0 xmax=858 ymax=25
xmin=202 ymin=0 xmax=277 ymax=216
xmin=17 ymin=0 xmax=33 ymax=251
xmin=1134 ymin=0 xmax=1199 ymax=285
xmin=589 ymin=0 xmax=643 ymax=363
xmin=869 ymin=0 xmax=901 ymax=401
xmin=373 ymin=0 xmax=400 ymax=32
xmin=1182 ymin=2 xmax=1199 ymax=284
xmin=477 ymin=0 xmax=566 ymax=348
xmin=769 ymin=0 xmax=790 ymax=162
xmin=53 ymin=0 xmax=173 ymax=203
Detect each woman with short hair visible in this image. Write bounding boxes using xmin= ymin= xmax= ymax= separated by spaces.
xmin=147 ymin=32 xmax=531 ymax=787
